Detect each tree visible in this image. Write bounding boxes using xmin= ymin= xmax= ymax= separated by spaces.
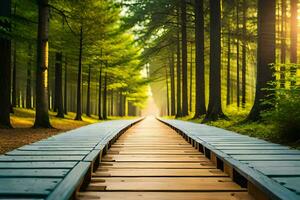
xmin=204 ymin=0 xmax=226 ymax=122
xmin=0 ymin=0 xmax=12 ymax=128
xmin=169 ymin=52 xmax=176 ymax=115
xmin=181 ymin=0 xmax=188 ymax=116
xmin=55 ymin=52 xmax=64 ymax=118
xmin=34 ymin=0 xmax=51 ymax=128
xmin=247 ymin=0 xmax=275 ymax=121
xmin=241 ymin=0 xmax=247 ymax=107
xmin=26 ymin=44 xmax=32 ymax=109
xmin=75 ymin=26 xmax=83 ymax=121
xmin=194 ymin=0 xmax=206 ymax=118
xmin=290 ymin=0 xmax=298 ymax=86
xmin=86 ymin=65 xmax=91 ymax=117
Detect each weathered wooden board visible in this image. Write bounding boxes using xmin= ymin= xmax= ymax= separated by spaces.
xmin=0 ymin=155 xmax=85 ymax=161
xmin=273 ymin=177 xmax=300 ymax=196
xmin=6 ymin=150 xmax=90 ymax=156
xmin=232 ymin=155 xmax=300 ymax=161
xmin=77 ymin=192 xmax=254 ymax=200
xmin=223 ymin=149 xmax=300 ymax=155
xmin=243 ymin=161 xmax=300 ymax=167
xmin=0 ymin=169 xmax=69 ymax=178
xmin=87 ymin=177 xmax=247 ymax=191
xmin=0 ymin=178 xmax=60 ymax=196
xmin=255 ymin=167 xmax=300 ymax=176
xmin=102 ymin=155 xmax=206 ymax=162
xmin=94 ymin=168 xmax=226 ymax=177
xmin=0 ymin=162 xmax=77 ymax=169
xmin=100 ymin=162 xmax=214 ymax=169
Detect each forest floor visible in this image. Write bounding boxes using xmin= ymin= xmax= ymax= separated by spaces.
xmin=0 ymin=108 xmax=127 ymax=154
xmin=170 ymin=107 xmax=300 ymax=149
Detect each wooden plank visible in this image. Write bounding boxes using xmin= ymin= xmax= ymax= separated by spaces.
xmin=216 ymin=146 xmax=290 ymax=150
xmin=108 ymin=150 xmax=199 ymax=155
xmin=255 ymin=167 xmax=300 ymax=176
xmin=94 ymin=168 xmax=227 ymax=177
xmin=102 ymin=155 xmax=206 ymax=162
xmin=0 ymin=155 xmax=85 ymax=161
xmin=19 ymin=146 xmax=93 ymax=151
xmin=273 ymin=177 xmax=300 ymax=196
xmin=6 ymin=150 xmax=90 ymax=156
xmin=46 ymin=162 xmax=91 ymax=200
xmin=0 ymin=169 xmax=69 ymax=178
xmin=0 ymin=178 xmax=60 ymax=196
xmin=77 ymin=192 xmax=254 ymax=200
xmin=100 ymin=162 xmax=214 ymax=169
xmin=232 ymin=155 xmax=300 ymax=161
xmin=87 ymin=177 xmax=247 ymax=191
xmin=0 ymin=162 xmax=77 ymax=169
xmin=243 ymin=161 xmax=300 ymax=167
xmin=223 ymin=149 xmax=300 ymax=155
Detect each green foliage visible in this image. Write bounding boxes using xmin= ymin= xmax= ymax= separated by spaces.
xmin=262 ymin=89 xmax=300 ymax=141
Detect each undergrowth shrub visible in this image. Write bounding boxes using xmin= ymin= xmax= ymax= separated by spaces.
xmin=262 ymin=89 xmax=300 ymax=141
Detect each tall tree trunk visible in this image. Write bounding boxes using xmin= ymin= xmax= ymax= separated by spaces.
xmin=11 ymin=4 xmax=17 ymax=109
xmin=34 ymin=0 xmax=51 ymax=128
xmin=166 ymin=66 xmax=170 ymax=116
xmin=194 ymin=0 xmax=206 ymax=118
xmin=55 ymin=52 xmax=64 ymax=118
xmin=98 ymin=63 xmax=103 ymax=120
xmin=12 ymin=39 xmax=17 ymax=109
xmin=169 ymin=52 xmax=176 ymax=115
xmin=189 ymin=42 xmax=193 ymax=113
xmin=86 ymin=65 xmax=91 ymax=117
xmin=26 ymin=44 xmax=32 ymax=109
xmin=227 ymin=30 xmax=231 ymax=106
xmin=290 ymin=0 xmax=298 ymax=86
xmin=236 ymin=1 xmax=240 ymax=108
xmin=110 ymin=89 xmax=114 ymax=116
xmin=119 ymin=91 xmax=123 ymax=116
xmin=64 ymin=57 xmax=68 ymax=114
xmin=103 ymin=68 xmax=108 ymax=120
xmin=279 ymin=0 xmax=286 ymax=88
xmin=204 ymin=0 xmax=226 ymax=122
xmin=0 ymin=0 xmax=12 ymax=128
xmin=241 ymin=0 xmax=247 ymax=107
xmin=75 ymin=26 xmax=83 ymax=121
xmin=176 ymin=7 xmax=182 ymax=118
xmin=181 ymin=0 xmax=188 ymax=116
xmin=247 ymin=0 xmax=276 ymax=121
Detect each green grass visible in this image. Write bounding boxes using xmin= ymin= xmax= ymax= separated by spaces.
xmin=10 ymin=108 xmax=138 ymax=129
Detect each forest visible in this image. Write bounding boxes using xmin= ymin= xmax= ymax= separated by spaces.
xmin=0 ymin=0 xmax=300 ymax=147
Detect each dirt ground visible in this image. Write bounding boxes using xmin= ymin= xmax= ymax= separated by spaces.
xmin=0 ymin=108 xmax=99 ymax=154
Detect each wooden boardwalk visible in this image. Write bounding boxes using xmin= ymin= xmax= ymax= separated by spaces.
xmin=78 ymin=117 xmax=254 ymax=200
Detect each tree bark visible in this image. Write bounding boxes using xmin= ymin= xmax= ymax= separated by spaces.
xmin=64 ymin=57 xmax=68 ymax=114
xmin=194 ymin=0 xmax=206 ymax=118
xmin=55 ymin=52 xmax=64 ymax=118
xmin=11 ymin=5 xmax=17 ymax=109
xmin=247 ymin=0 xmax=276 ymax=121
xmin=181 ymin=0 xmax=188 ymax=116
xmin=290 ymin=0 xmax=297 ymax=86
xmin=34 ymin=0 xmax=51 ymax=128
xmin=86 ymin=65 xmax=91 ymax=117
xmin=0 ymin=0 xmax=12 ymax=128
xmin=236 ymin=1 xmax=240 ymax=108
xmin=241 ymin=0 xmax=247 ymax=107
xmin=103 ymin=68 xmax=108 ymax=120
xmin=75 ymin=26 xmax=83 ymax=121
xmin=98 ymin=62 xmax=103 ymax=120
xmin=227 ymin=30 xmax=231 ymax=106
xmin=176 ymin=6 xmax=182 ymax=118
xmin=110 ymin=89 xmax=114 ymax=116
xmin=204 ymin=0 xmax=226 ymax=122
xmin=166 ymin=66 xmax=170 ymax=116
xmin=169 ymin=52 xmax=176 ymax=115
xmin=26 ymin=44 xmax=32 ymax=109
